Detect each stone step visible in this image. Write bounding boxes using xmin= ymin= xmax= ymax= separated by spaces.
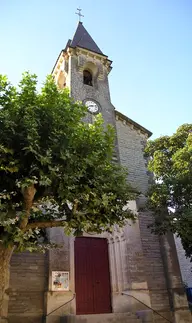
xmin=60 ymin=312 xmax=142 ymax=323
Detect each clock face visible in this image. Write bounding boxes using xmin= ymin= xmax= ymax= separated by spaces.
xmin=85 ymin=100 xmax=99 ymax=114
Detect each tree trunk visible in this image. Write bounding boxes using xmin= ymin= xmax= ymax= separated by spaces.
xmin=20 ymin=184 xmax=36 ymax=230
xmin=0 ymin=243 xmax=14 ymax=323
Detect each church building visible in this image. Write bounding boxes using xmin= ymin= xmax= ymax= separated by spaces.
xmin=8 ymin=21 xmax=191 ymax=323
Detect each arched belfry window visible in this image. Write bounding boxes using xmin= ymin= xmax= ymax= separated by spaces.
xmin=83 ymin=70 xmax=93 ymax=86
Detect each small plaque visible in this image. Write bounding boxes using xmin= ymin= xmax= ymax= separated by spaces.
xmin=52 ymin=271 xmax=69 ymax=291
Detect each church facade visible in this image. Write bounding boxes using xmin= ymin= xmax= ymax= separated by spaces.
xmin=8 ymin=22 xmax=191 ymax=323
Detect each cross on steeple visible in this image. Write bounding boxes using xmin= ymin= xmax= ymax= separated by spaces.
xmin=75 ymin=8 xmax=84 ymax=22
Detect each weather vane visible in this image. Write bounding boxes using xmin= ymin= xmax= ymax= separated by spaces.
xmin=75 ymin=8 xmax=84 ymax=22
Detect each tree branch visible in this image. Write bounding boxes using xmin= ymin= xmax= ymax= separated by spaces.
xmin=26 ymin=219 xmax=67 ymax=230
xmin=20 ymin=184 xmax=36 ymax=230
xmin=73 ymin=199 xmax=78 ymax=214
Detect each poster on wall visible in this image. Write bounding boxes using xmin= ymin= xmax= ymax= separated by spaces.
xmin=52 ymin=271 xmax=69 ymax=291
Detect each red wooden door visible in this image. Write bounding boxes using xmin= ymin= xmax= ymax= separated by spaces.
xmin=75 ymin=237 xmax=111 ymax=315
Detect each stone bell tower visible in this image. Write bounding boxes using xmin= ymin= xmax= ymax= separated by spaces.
xmin=52 ymin=21 xmax=116 ymax=127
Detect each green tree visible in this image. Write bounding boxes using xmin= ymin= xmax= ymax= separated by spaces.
xmin=145 ymin=124 xmax=192 ymax=261
xmin=0 ymin=73 xmax=135 ymax=320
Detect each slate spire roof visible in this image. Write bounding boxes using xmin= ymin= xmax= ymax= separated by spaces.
xmin=67 ymin=22 xmax=104 ymax=55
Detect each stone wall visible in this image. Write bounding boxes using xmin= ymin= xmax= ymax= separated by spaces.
xmin=115 ymin=115 xmax=191 ymax=322
xmin=139 ymin=212 xmax=171 ymax=320
xmin=8 ymin=251 xmax=47 ymax=323
xmin=115 ymin=117 xmax=157 ymax=314
xmin=44 ymin=228 xmax=72 ymax=323
xmin=174 ymin=236 xmax=192 ymax=287
xmin=115 ymin=114 xmax=171 ymax=314
xmin=115 ymin=115 xmax=149 ymax=195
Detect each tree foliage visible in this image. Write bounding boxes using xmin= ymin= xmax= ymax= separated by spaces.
xmin=0 ymin=72 xmax=135 ymax=252
xmin=145 ymin=124 xmax=192 ymax=260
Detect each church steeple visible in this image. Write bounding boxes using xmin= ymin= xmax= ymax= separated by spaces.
xmin=52 ymin=21 xmax=112 ymax=104
xmin=69 ymin=22 xmax=104 ymax=56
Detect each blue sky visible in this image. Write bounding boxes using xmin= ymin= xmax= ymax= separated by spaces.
xmin=0 ymin=0 xmax=191 ymax=138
